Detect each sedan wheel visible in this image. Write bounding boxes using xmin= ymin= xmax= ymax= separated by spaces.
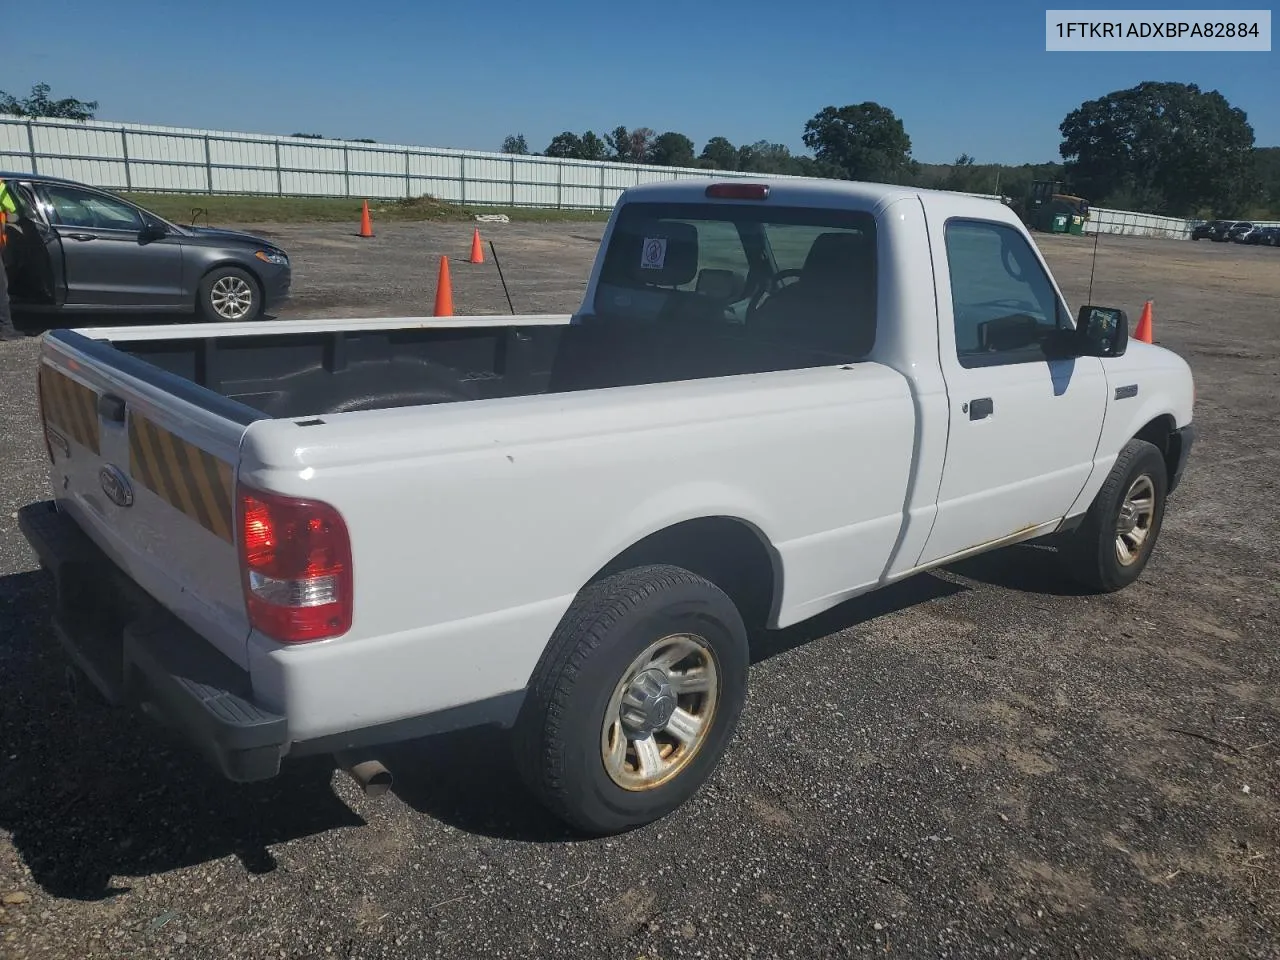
xmin=211 ymin=276 xmax=254 ymax=319
xmin=198 ymin=267 xmax=261 ymax=322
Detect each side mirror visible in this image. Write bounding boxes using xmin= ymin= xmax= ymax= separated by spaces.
xmin=1075 ymin=305 xmax=1128 ymax=358
xmin=139 ymin=221 xmax=169 ymax=242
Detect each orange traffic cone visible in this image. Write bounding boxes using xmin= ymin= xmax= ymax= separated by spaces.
xmin=1134 ymin=300 xmax=1153 ymax=343
xmin=468 ymin=227 xmax=485 ymax=264
xmin=433 ymin=256 xmax=453 ymax=317
xmin=358 ymin=200 xmax=374 ymax=239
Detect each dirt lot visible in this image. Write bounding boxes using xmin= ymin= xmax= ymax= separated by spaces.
xmin=0 ymin=223 xmax=1277 ymax=960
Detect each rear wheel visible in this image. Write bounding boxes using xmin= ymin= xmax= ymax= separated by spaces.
xmin=1060 ymin=438 xmax=1168 ymax=592
xmin=198 ymin=266 xmax=261 ymax=322
xmin=514 ymin=564 xmax=749 ymax=835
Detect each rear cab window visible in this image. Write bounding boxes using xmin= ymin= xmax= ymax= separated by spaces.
xmin=592 ymin=202 xmax=878 ymax=367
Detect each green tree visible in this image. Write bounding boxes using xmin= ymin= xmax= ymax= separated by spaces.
xmin=1253 ymin=147 xmax=1280 ymax=215
xmin=501 ymin=133 xmax=530 ymax=155
xmin=738 ymin=140 xmax=794 ymax=174
xmin=943 ymin=153 xmax=990 ymax=194
xmin=579 ymin=130 xmax=607 ymax=162
xmin=646 ymin=131 xmax=696 ymax=166
xmin=802 ymin=103 xmax=918 ymax=183
xmin=700 ymin=136 xmax=738 ymax=170
xmin=606 ymin=126 xmax=634 ymax=162
xmin=1059 ymin=81 xmax=1255 ymax=216
xmin=544 ymin=131 xmax=585 ymax=159
xmin=0 ymin=82 xmax=98 ymax=120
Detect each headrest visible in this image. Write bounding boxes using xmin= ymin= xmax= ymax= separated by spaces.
xmin=802 ymin=231 xmax=873 ymax=283
xmin=615 ymin=220 xmax=700 ymax=287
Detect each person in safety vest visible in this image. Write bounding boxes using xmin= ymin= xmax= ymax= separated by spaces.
xmin=0 ymin=178 xmax=19 ymax=340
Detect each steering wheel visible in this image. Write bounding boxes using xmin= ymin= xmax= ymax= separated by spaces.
xmin=746 ymin=268 xmax=804 ymax=320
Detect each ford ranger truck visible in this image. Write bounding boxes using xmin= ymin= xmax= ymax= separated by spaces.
xmin=19 ymin=177 xmax=1195 ymax=836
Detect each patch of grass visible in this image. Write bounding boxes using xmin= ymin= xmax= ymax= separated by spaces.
xmin=119 ymin=192 xmax=612 ymax=225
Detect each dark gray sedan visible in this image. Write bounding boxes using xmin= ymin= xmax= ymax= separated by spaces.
xmin=1 ymin=172 xmax=290 ymax=322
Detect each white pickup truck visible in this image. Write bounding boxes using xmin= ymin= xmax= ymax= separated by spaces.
xmin=19 ymin=177 xmax=1195 ymax=835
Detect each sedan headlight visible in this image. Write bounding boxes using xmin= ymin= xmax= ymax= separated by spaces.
xmin=255 ymin=249 xmax=289 ymax=265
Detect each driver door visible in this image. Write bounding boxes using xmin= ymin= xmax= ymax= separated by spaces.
xmin=916 ymin=216 xmax=1108 ymax=566
xmin=38 ymin=183 xmax=185 ymax=308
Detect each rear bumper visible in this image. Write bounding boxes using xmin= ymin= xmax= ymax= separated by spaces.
xmin=17 ymin=500 xmax=287 ymax=782
xmin=1169 ymin=422 xmax=1195 ymax=494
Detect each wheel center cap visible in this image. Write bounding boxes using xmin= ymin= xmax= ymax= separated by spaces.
xmin=620 ymin=668 xmax=677 ymax=737
xmin=1118 ymin=503 xmax=1138 ymax=532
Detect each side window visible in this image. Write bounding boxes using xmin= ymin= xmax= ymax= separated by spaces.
xmin=43 ymin=186 xmax=143 ymax=231
xmin=945 ymin=220 xmax=1067 ymax=368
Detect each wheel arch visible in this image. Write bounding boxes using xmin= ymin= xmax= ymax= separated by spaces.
xmin=1133 ymin=414 xmax=1180 ymax=488
xmin=585 ymin=516 xmax=782 ymax=633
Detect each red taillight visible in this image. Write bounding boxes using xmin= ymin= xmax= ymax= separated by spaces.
xmin=238 ymin=485 xmax=353 ymax=643
xmin=705 ymin=182 xmax=770 ymax=200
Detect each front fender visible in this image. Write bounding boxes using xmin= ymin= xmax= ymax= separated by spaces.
xmin=1066 ymin=342 xmax=1195 ymax=517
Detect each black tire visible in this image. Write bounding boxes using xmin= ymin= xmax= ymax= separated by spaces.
xmin=514 ymin=564 xmax=749 ymax=836
xmin=1060 ymin=439 xmax=1168 ymax=592
xmin=197 ymin=266 xmax=262 ymax=322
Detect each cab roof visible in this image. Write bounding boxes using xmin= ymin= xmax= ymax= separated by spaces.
xmin=618 ymin=176 xmax=1010 ymax=218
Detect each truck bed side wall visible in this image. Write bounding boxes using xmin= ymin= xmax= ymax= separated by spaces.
xmin=238 ymin=367 xmax=917 ymax=743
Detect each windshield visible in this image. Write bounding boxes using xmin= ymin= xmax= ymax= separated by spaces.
xmin=592 ymin=201 xmax=878 ymax=362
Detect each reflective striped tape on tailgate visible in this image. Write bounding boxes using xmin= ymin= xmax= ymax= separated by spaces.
xmin=39 ymin=366 xmax=100 ymax=455
xmin=128 ymin=412 xmax=235 ymax=543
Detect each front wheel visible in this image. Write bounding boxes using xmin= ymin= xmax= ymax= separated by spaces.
xmin=198 ymin=266 xmax=262 ymax=322
xmin=1060 ymin=438 xmax=1168 ymax=592
xmin=514 ymin=564 xmax=749 ymax=836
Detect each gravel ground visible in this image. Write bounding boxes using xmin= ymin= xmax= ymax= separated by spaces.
xmin=1 ymin=224 xmax=1277 ymax=960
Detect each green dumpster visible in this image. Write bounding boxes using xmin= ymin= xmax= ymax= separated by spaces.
xmin=1051 ymin=213 xmax=1069 ymax=233
xmin=1068 ymin=214 xmax=1086 ymax=236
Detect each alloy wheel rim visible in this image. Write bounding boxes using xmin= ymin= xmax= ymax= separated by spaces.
xmin=210 ymin=276 xmax=254 ymax=320
xmin=1115 ymin=474 xmax=1156 ymax=566
xmin=600 ymin=633 xmax=720 ymax=792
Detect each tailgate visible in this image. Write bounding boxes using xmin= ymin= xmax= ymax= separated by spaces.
xmin=36 ymin=330 xmax=262 ymax=669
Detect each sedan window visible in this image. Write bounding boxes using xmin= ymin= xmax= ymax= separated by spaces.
xmin=43 ymin=185 xmax=143 ymax=231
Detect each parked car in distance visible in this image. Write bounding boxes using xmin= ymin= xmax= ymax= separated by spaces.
xmin=1 ymin=172 xmax=290 ymax=322
xmin=1191 ymin=220 xmax=1228 ymax=240
xmin=1240 ymin=224 xmax=1271 ymax=245
xmin=1257 ymin=226 xmax=1280 ymax=247
xmin=1227 ymin=221 xmax=1256 ymax=243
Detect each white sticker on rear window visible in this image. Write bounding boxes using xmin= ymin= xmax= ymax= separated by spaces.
xmin=640 ymin=237 xmax=667 ymax=270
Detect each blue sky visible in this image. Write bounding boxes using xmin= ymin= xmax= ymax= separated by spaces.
xmin=4 ymin=0 xmax=1276 ymax=163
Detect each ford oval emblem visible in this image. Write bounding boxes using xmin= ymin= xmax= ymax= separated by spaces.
xmin=99 ymin=465 xmax=134 ymax=508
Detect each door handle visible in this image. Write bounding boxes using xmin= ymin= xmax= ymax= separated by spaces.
xmin=65 ymin=233 xmax=95 ymax=241
xmin=968 ymin=397 xmax=994 ymax=421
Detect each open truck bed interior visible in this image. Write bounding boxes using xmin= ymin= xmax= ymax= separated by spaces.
xmin=58 ymin=313 xmax=865 ymax=421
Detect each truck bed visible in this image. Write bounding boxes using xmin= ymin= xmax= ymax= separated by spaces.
xmin=64 ymin=314 xmax=859 ymax=421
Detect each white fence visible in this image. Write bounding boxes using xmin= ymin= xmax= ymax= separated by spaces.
xmin=1 ymin=116 xmax=1274 ymax=236
xmin=1085 ymin=208 xmax=1280 ymax=239
xmin=0 ymin=116 xmax=809 ymax=210
xmin=1085 ymin=208 xmax=1195 ymax=240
